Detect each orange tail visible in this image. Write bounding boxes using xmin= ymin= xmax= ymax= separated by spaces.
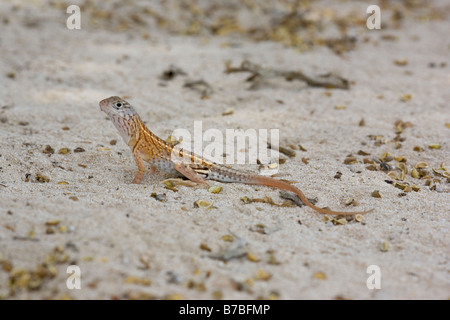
xmin=248 ymin=175 xmax=373 ymax=216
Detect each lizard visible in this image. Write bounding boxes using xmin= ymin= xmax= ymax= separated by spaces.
xmin=99 ymin=96 xmax=373 ymax=216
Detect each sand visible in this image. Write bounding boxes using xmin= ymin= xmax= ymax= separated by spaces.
xmin=0 ymin=0 xmax=449 ymax=299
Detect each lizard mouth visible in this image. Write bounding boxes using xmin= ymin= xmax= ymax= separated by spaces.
xmin=99 ymin=99 xmax=110 ymax=113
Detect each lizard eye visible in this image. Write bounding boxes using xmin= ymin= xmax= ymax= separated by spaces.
xmin=115 ymin=102 xmax=123 ymax=109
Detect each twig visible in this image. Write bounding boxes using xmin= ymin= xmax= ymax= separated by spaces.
xmin=267 ymin=142 xmax=296 ymax=158
xmin=183 ymin=79 xmax=214 ymax=99
xmin=159 ymin=64 xmax=187 ymax=81
xmin=225 ymin=60 xmax=350 ymax=90
xmin=13 ymin=236 xmax=39 ymax=242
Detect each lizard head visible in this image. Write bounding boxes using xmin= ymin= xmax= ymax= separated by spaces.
xmin=99 ymin=96 xmax=135 ymax=118
xmin=99 ymin=96 xmax=139 ymax=145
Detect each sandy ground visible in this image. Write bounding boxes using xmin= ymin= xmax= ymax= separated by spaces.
xmin=0 ymin=1 xmax=449 ymax=299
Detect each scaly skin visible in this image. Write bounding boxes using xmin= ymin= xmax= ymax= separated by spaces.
xmin=99 ymin=96 xmax=373 ymax=216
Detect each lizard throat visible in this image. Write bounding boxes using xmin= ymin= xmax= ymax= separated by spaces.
xmin=110 ymin=114 xmax=136 ymax=144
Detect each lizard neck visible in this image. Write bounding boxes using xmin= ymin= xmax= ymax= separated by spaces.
xmin=127 ymin=116 xmax=163 ymax=151
xmin=113 ymin=111 xmax=174 ymax=157
xmin=109 ymin=113 xmax=141 ymax=146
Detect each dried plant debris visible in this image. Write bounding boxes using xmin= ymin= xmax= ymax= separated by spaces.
xmin=334 ymin=218 xmax=347 ymax=225
xmin=394 ymin=156 xmax=407 ymax=163
xmin=368 ymin=134 xmax=387 ymax=147
xmin=357 ymin=150 xmax=371 ymax=156
xmin=225 ymin=60 xmax=349 ymax=90
xmin=247 ymin=252 xmax=259 ymax=262
xmin=208 ymin=232 xmax=247 ymax=262
xmin=194 ymin=200 xmax=216 ymax=210
xmin=199 ymin=243 xmax=212 ymax=252
xmin=42 ymin=145 xmax=55 ymax=155
xmin=254 ymin=269 xmax=272 ymax=281
xmin=379 ymin=152 xmax=394 ymax=163
xmin=58 ymin=148 xmax=71 ymax=155
xmin=324 ymin=214 xmax=362 ymax=225
xmin=325 ymin=36 xmax=357 ymax=55
xmin=400 ymin=94 xmax=412 ymax=102
xmin=371 ymin=190 xmax=382 ymax=198
xmin=208 ymin=186 xmax=222 ymax=194
xmin=359 ymin=118 xmax=366 ymax=126
xmin=222 ymin=108 xmax=234 ymax=116
xmin=240 ymin=196 xmax=252 ymax=204
xmin=334 ymin=171 xmax=342 ymax=179
xmin=394 ymin=120 xmax=413 ymax=134
xmin=35 ymin=173 xmax=50 ymax=183
xmin=267 ymin=250 xmax=281 ymax=265
xmin=433 ymin=164 xmax=450 ymax=179
xmin=267 ymin=163 xmax=278 ymax=170
xmin=365 ymin=148 xmax=447 ymax=192
xmin=249 ymin=223 xmax=281 ymax=235
xmin=160 ymin=178 xmax=198 ymax=191
xmin=278 ymin=146 xmax=296 ymax=158
xmin=125 ymin=276 xmax=151 ymax=286
xmin=298 ymin=144 xmax=307 ymax=152
xmin=345 ymin=198 xmax=359 ymax=207
xmin=151 ymin=192 xmax=167 ymax=202
xmin=183 ymin=79 xmax=214 ymax=98
xmin=411 ymin=168 xmax=420 ymax=178
xmin=159 ymin=64 xmax=187 ymax=81
xmin=313 ymin=271 xmax=327 ymax=280
xmin=243 ymin=195 xmax=297 ymax=208
xmin=267 ymin=142 xmax=296 ymax=158
xmin=79 ymin=1 xmax=446 ymax=55
xmin=415 ymin=161 xmax=428 ymax=169
xmin=5 ymin=246 xmax=69 ymax=297
xmin=392 ymin=182 xmax=415 ymax=192
xmin=186 ymin=279 xmax=207 ymax=292
xmin=221 ymin=234 xmax=233 ymax=242
xmin=379 ymin=241 xmax=389 ymax=252
xmin=428 ymin=144 xmax=441 ymax=150
xmin=394 ymin=59 xmax=409 ymax=66
xmin=343 ymin=155 xmax=358 ymax=165
xmin=138 ymin=255 xmax=151 ymax=270
xmin=165 ymin=135 xmax=182 ymax=146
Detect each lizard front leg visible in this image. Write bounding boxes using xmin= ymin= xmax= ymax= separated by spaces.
xmin=132 ymin=147 xmax=156 ymax=184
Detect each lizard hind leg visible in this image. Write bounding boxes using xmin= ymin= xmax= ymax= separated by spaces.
xmin=174 ymin=163 xmax=210 ymax=186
